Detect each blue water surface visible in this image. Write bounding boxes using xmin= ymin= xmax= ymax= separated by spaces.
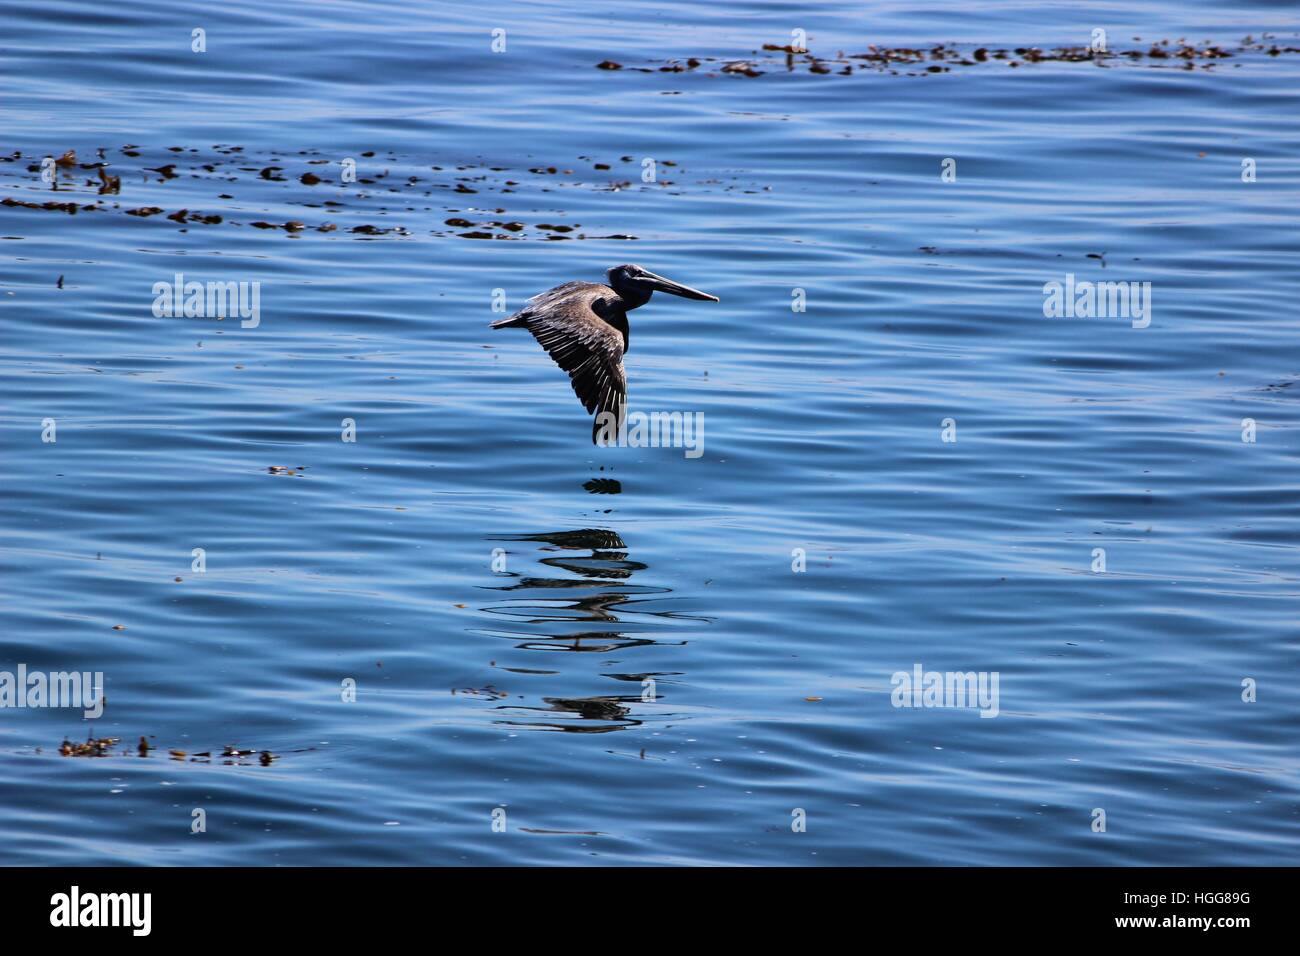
xmin=1 ymin=0 xmax=1298 ymax=865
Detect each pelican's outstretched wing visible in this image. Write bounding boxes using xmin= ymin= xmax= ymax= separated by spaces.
xmin=492 ymin=282 xmax=626 ymax=442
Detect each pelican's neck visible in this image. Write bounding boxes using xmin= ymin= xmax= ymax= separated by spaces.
xmin=609 ymin=275 xmax=652 ymax=311
xmin=605 ymin=308 xmax=630 ymax=352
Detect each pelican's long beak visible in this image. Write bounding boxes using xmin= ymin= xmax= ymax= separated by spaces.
xmin=638 ymin=270 xmax=719 ymax=302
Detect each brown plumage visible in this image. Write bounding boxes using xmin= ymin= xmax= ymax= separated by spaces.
xmin=491 ymin=265 xmax=717 ymax=442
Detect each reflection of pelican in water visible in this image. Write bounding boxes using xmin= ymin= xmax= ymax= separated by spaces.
xmin=496 ymin=696 xmax=642 ymax=734
xmin=501 ymin=529 xmax=627 ymax=549
xmin=468 ymin=528 xmax=707 ymax=732
xmin=481 ymin=529 xmax=705 ymax=631
xmin=508 ymin=632 xmax=672 ymax=654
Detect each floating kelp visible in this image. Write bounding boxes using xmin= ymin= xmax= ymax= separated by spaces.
xmin=597 ymin=34 xmax=1300 ymax=77
xmin=96 ymin=167 xmax=120 ymax=195
xmin=58 ymin=734 xmax=287 ymax=765
xmin=60 ymin=736 xmax=119 ymax=757
xmin=0 ymin=143 xmax=716 ymax=241
xmin=1 ymin=196 xmax=96 ymax=214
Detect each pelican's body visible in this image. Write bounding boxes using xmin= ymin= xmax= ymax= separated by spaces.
xmin=491 ymin=264 xmax=718 ymax=442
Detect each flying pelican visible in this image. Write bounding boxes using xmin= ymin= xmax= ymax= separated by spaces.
xmin=491 ymin=264 xmax=718 ymax=442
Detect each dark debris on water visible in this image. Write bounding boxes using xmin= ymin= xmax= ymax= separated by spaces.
xmin=0 ymin=143 xmax=697 ymax=241
xmin=595 ymin=35 xmax=1300 ymax=77
xmin=59 ymin=733 xmax=284 ymax=765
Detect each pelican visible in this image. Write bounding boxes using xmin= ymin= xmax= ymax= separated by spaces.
xmin=491 ymin=264 xmax=718 ymax=442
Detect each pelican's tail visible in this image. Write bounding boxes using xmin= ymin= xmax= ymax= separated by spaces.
xmin=490 ymin=314 xmax=525 ymax=329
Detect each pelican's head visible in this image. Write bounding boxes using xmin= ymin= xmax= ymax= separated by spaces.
xmin=607 ymin=264 xmax=719 ymax=303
